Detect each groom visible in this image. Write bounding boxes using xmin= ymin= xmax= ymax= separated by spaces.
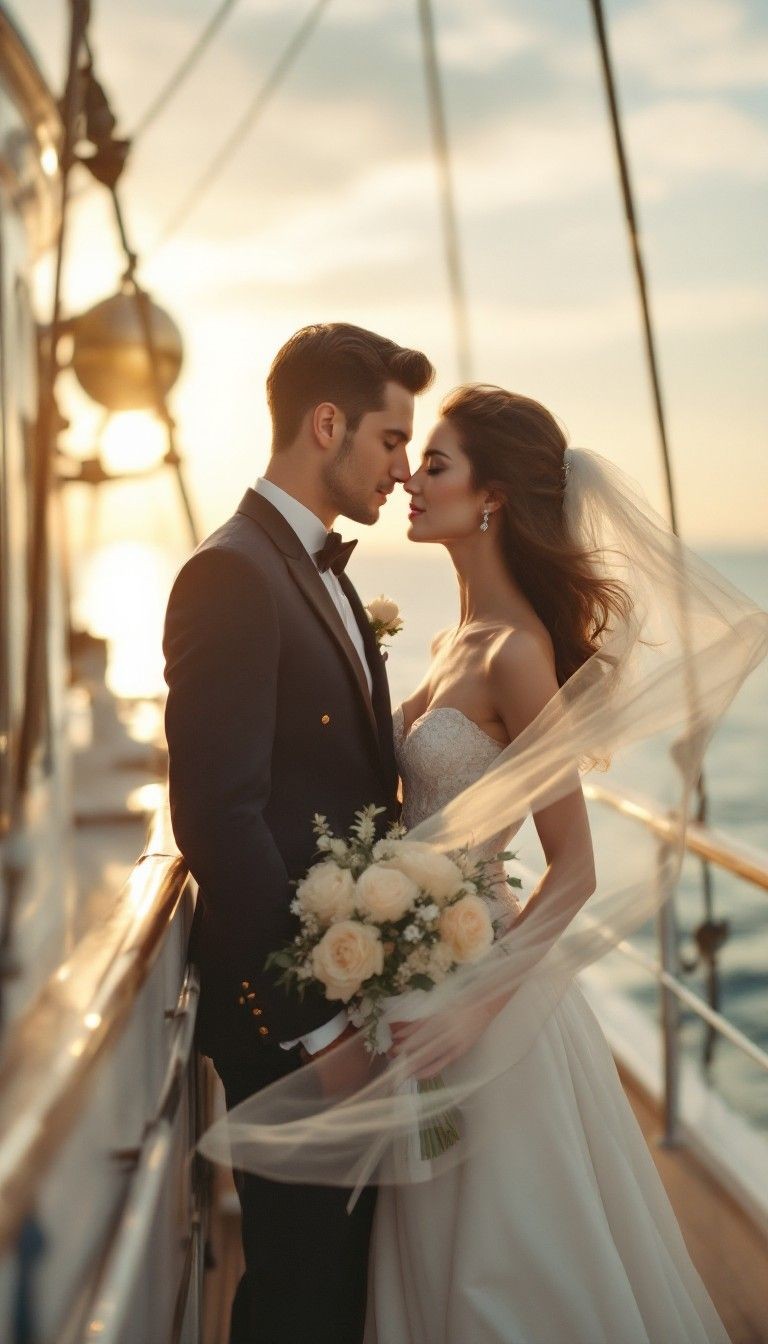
xmin=163 ymin=323 xmax=434 ymax=1343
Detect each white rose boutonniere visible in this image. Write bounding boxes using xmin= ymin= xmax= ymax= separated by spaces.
xmin=364 ymin=594 xmax=403 ymax=659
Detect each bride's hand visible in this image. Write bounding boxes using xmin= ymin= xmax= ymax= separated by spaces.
xmin=387 ymin=993 xmax=508 ymax=1079
xmin=304 ymin=1023 xmax=386 ymax=1097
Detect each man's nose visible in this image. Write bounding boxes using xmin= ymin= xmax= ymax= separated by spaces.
xmin=389 ymin=445 xmax=411 ymax=481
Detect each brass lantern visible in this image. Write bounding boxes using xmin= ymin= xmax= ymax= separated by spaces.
xmin=70 ymin=288 xmax=183 ymax=411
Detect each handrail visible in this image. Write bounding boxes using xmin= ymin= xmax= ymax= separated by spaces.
xmin=0 ymin=807 xmax=189 ymax=1253
xmin=82 ymin=970 xmax=200 ymax=1344
xmin=585 ymin=780 xmax=768 ymax=1145
xmin=612 ymin=936 xmax=768 ymax=1074
xmin=585 ymin=782 xmax=768 ymax=892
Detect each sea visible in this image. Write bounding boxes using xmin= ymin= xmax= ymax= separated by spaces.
xmin=346 ymin=545 xmax=768 ymax=1129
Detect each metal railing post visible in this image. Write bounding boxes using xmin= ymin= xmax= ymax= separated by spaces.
xmin=656 ymin=840 xmax=682 ymax=1146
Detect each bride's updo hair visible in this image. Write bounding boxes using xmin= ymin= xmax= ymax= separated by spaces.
xmin=441 ymin=384 xmax=632 ymax=686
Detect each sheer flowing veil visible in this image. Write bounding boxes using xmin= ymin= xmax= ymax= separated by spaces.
xmin=198 ymin=447 xmax=768 ymax=1194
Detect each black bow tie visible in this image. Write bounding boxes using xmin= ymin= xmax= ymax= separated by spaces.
xmin=315 ymin=530 xmax=358 ymax=576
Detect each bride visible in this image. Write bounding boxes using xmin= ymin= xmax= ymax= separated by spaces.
xmin=365 ymin=384 xmax=732 ymax=1343
xmin=201 ymin=383 xmax=768 ymax=1344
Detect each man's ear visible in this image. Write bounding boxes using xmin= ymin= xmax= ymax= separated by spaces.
xmin=312 ymin=402 xmax=344 ymax=449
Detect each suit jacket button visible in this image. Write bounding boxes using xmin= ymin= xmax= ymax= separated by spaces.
xmin=241 ymin=980 xmax=250 ymax=990
xmin=251 ymin=1007 xmax=262 ymax=1016
xmin=238 ymin=996 xmax=245 ymax=1005
xmin=258 ymin=1025 xmax=269 ymax=1036
xmin=321 ymin=714 xmax=330 ymax=725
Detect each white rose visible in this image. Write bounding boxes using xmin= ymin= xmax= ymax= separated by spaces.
xmin=296 ymin=861 xmax=356 ymax=925
xmin=439 ymin=894 xmax=494 ymax=964
xmin=366 ymin=594 xmax=401 ymax=627
xmin=379 ymin=841 xmax=463 ymax=905
xmin=312 ymin=921 xmax=384 ymax=1001
xmin=355 ymin=864 xmax=419 ymax=924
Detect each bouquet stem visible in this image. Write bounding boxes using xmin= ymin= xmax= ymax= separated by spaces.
xmin=416 ymin=1074 xmax=461 ymax=1160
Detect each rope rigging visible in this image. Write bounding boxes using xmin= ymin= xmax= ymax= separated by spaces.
xmin=588 ymin=0 xmax=722 ymax=1074
xmin=416 ymin=0 xmax=472 ymax=382
xmin=149 ymin=0 xmax=334 ymax=254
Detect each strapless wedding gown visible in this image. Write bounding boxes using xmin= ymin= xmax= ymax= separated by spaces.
xmin=363 ymin=705 xmax=730 ymax=1344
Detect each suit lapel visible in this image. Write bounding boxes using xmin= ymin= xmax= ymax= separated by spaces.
xmin=236 ymin=490 xmax=380 ymax=744
xmin=284 ymin=551 xmax=380 ymax=742
xmin=339 ymin=573 xmax=398 ymax=794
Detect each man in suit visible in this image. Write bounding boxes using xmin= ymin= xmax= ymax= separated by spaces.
xmin=163 ymin=322 xmax=435 ymax=1343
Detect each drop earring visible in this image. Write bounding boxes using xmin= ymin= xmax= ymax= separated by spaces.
xmin=480 ymin=507 xmax=490 ymax=533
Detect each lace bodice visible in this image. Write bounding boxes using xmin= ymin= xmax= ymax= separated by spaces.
xmin=393 ymin=704 xmax=523 ymax=918
xmin=393 ymin=705 xmax=504 ymax=829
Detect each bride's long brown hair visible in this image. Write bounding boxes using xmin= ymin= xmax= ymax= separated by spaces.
xmin=442 ymin=384 xmax=633 ymax=687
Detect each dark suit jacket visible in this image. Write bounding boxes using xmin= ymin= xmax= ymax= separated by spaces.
xmin=163 ymin=489 xmax=399 ymax=1063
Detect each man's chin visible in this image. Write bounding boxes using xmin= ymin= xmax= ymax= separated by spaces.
xmin=343 ymin=502 xmax=380 ymax=527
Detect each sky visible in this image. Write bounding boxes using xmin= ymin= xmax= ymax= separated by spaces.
xmin=14 ymin=0 xmax=768 ymax=553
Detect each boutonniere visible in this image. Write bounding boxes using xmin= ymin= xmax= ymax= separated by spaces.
xmin=364 ymin=595 xmax=403 ymax=659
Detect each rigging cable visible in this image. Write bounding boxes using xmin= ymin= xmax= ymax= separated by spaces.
xmin=416 ymin=0 xmax=472 ymax=382
xmin=587 ymin=0 xmax=719 ymax=1081
xmin=68 ymin=0 xmax=243 ymax=204
xmin=149 ymin=0 xmax=334 ymax=255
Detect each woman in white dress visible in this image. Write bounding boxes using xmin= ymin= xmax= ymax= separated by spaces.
xmin=364 ymin=385 xmax=732 ymax=1343
xmin=201 ymin=384 xmax=768 ymax=1343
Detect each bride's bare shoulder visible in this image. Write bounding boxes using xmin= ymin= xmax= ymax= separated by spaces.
xmin=486 ymin=627 xmax=560 ymax=739
xmin=487 ymin=625 xmax=558 ymax=695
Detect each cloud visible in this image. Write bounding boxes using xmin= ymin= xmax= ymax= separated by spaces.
xmin=406 ymin=1 xmax=546 ymax=72
xmin=449 ymin=281 xmax=768 ymax=355
xmin=626 ymin=98 xmax=768 ymax=195
xmin=612 ymin=0 xmax=768 ymax=92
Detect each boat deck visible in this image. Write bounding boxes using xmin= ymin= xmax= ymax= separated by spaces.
xmin=202 ymin=1071 xmax=768 ymax=1344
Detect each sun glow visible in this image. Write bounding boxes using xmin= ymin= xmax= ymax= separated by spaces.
xmin=100 ymin=412 xmax=167 ymax=477
xmin=40 ymin=140 xmax=58 ymax=177
xmin=74 ymin=542 xmax=175 ymax=699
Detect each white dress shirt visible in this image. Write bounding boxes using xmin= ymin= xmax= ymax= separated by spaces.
xmin=255 ymin=478 xmax=367 ymax=1054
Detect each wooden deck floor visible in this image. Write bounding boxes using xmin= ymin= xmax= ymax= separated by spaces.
xmin=620 ymin=1071 xmax=767 ymax=1344
xmin=203 ymin=1077 xmax=768 ymax=1344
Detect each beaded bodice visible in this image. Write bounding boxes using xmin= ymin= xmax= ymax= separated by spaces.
xmin=393 ymin=704 xmax=523 ymax=919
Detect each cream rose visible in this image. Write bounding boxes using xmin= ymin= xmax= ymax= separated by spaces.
xmin=427 ymin=940 xmax=455 ymax=982
xmin=365 ymin=594 xmax=401 ymax=628
xmin=355 ymin=864 xmax=419 ymax=924
xmin=312 ymin=921 xmax=384 ymax=1001
xmin=439 ymin=894 xmax=494 ymax=964
xmin=296 ymin=861 xmax=356 ymax=925
xmin=379 ymin=841 xmax=463 ymax=905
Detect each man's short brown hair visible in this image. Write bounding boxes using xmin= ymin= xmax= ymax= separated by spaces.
xmin=266 ymin=322 xmax=435 ymax=450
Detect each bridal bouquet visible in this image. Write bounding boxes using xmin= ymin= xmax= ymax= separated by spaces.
xmin=266 ymin=806 xmax=521 ymax=1158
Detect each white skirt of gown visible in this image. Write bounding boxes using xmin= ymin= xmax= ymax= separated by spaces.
xmin=364 ymin=980 xmax=730 ymax=1344
xmin=366 ymin=708 xmax=731 ymax=1344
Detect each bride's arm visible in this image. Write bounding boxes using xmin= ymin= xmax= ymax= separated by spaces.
xmin=490 ymin=629 xmax=596 ymax=925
